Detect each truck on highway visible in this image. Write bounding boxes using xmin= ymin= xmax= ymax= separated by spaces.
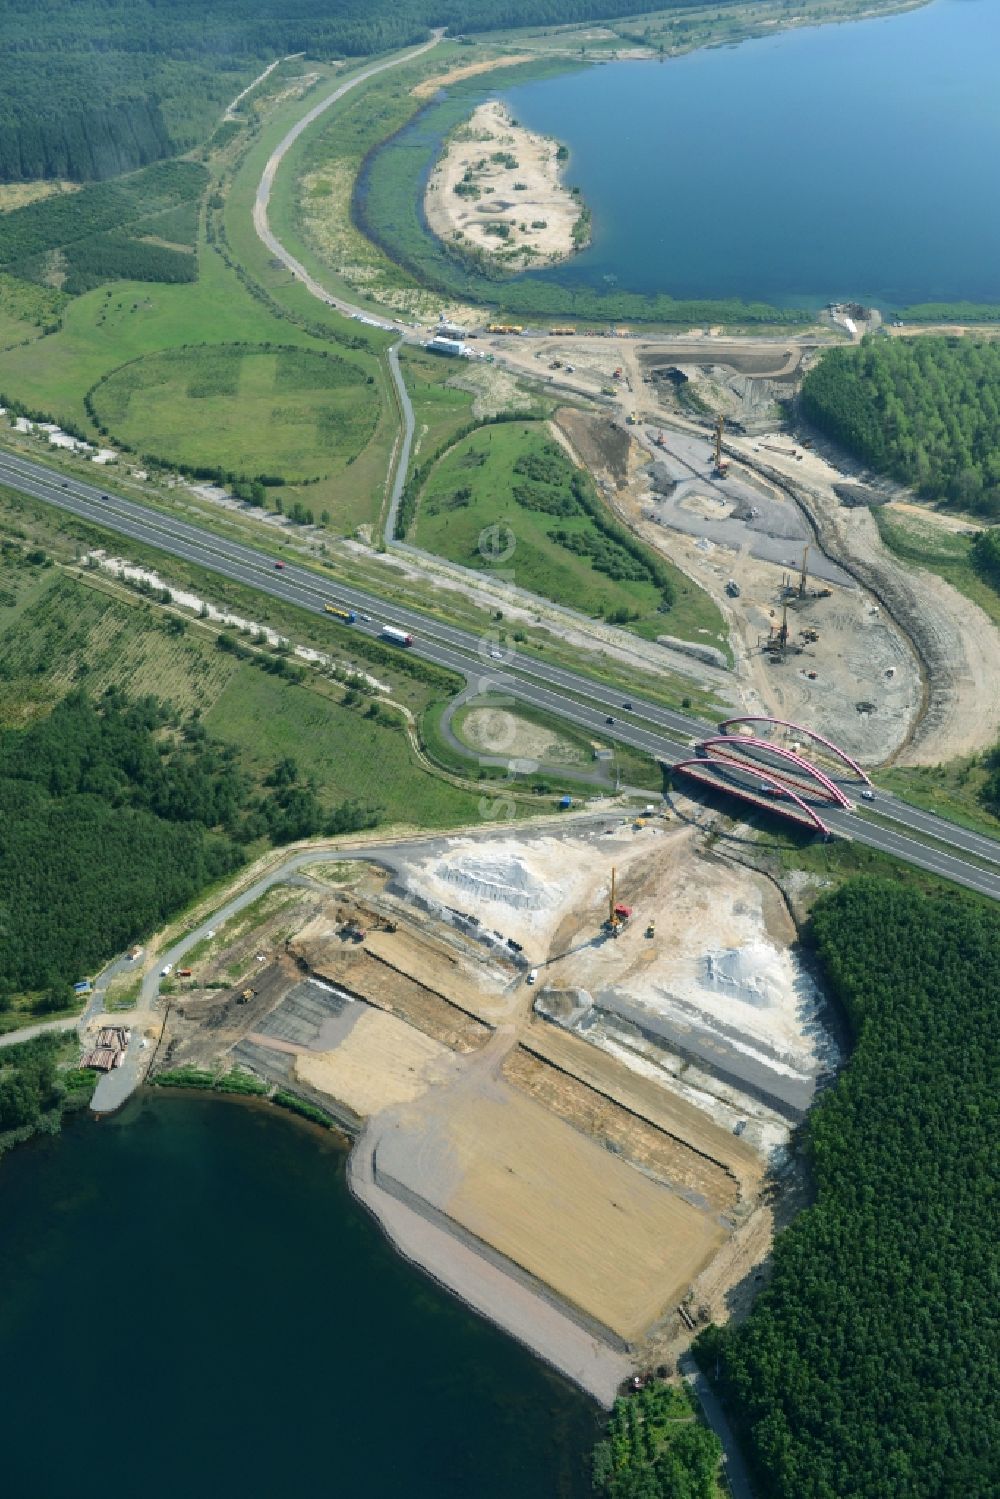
xmin=325 ymin=604 xmax=357 ymax=623
xmin=381 ymin=625 xmax=414 ymax=647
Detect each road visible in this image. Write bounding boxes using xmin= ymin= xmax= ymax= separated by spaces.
xmin=5 ymin=446 xmax=1000 ymax=899
xmin=252 ymin=34 xmax=443 ymax=333
xmin=386 ymin=339 xmax=416 ymax=540
xmin=680 ymin=1354 xmax=755 ymax=1499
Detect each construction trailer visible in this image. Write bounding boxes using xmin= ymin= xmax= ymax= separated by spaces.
xmin=426 ymin=336 xmax=467 ymax=357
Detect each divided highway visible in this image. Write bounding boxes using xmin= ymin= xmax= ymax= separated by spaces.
xmin=5 ymin=447 xmax=1000 ymax=901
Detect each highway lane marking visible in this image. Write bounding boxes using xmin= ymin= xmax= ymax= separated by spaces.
xmin=0 ymin=453 xmax=709 ymax=735
xmin=8 ymin=454 xmax=1000 ymax=887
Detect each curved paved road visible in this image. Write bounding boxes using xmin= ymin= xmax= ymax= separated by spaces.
xmin=252 ymin=33 xmax=443 ymax=332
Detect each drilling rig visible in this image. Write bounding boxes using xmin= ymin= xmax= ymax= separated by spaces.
xmin=798 ymin=543 xmax=810 ymax=598
xmin=604 ymin=867 xmax=633 ymax=937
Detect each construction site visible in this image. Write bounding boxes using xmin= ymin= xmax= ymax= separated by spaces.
xmin=487 ymin=321 xmax=1000 ymax=770
xmin=151 ymin=816 xmax=838 ymax=1403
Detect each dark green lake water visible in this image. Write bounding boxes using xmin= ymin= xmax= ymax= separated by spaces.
xmin=0 ymin=1095 xmax=598 ymax=1498
xmin=371 ymin=0 xmax=999 ymax=311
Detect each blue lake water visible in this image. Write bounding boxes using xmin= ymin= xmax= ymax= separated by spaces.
xmin=0 ymin=1095 xmax=597 ymax=1498
xmin=489 ymin=0 xmax=999 ymax=308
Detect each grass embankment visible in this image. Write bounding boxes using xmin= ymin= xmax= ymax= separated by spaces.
xmin=400 ymin=346 xmax=483 ymax=459
xmin=410 ymin=419 xmax=722 ymax=644
xmin=450 ymin=698 xmax=663 ymax=790
xmin=262 ymin=45 xmax=474 ymax=321
xmin=874 ymin=507 xmax=1000 ymax=628
xmin=151 ymin=1065 xmax=339 ymax=1130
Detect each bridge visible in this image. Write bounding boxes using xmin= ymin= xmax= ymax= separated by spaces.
xmin=671 ymin=716 xmax=871 ymax=837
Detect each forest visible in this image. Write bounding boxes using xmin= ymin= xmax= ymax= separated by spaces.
xmin=0 ymin=691 xmax=377 ymax=997
xmin=0 ymin=0 xmax=747 ymax=181
xmin=0 ymin=160 xmax=206 ymax=275
xmin=0 ymin=1032 xmax=95 ymax=1154
xmin=591 ymin=1382 xmax=722 ymax=1498
xmin=697 ymin=878 xmax=999 ymax=1499
xmin=800 ymin=335 xmax=1000 ymax=513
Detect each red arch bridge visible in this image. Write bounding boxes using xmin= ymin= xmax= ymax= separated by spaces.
xmin=670 ymin=717 xmax=872 ymax=837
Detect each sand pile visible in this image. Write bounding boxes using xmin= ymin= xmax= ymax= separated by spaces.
xmin=703 ymin=942 xmax=791 ymax=1011
xmin=434 ymin=850 xmax=563 ymax=913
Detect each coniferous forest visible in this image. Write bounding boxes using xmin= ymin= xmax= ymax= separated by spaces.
xmin=697 ymin=878 xmax=999 ymax=1499
xmin=801 ymin=335 xmax=1000 ymax=514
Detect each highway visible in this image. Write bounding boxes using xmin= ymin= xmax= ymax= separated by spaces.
xmin=5 ymin=445 xmax=1000 ymax=901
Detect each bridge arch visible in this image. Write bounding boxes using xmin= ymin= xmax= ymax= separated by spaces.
xmin=718 ymin=716 xmax=872 ymax=786
xmin=699 ymin=736 xmax=853 ymax=809
xmin=672 ymin=757 xmax=833 ymax=837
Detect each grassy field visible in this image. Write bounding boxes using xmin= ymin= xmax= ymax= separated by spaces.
xmin=0 ymin=271 xmax=66 ymax=351
xmin=89 ymin=344 xmax=379 ymax=482
xmin=399 ymin=347 xmax=478 ymax=459
xmin=874 ymin=506 xmax=1000 ymax=628
xmin=0 ymin=62 xmax=399 ymax=533
xmin=412 ymin=420 xmax=704 ymax=639
xmin=0 ymin=569 xmax=242 ymax=727
xmin=0 ymin=522 xmax=490 ymax=831
xmin=204 ymin=670 xmax=485 ymax=827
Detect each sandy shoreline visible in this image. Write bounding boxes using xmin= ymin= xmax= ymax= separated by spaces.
xmin=424 ymin=99 xmax=587 ymax=273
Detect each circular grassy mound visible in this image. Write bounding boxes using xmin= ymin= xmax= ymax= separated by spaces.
xmin=88 ymin=343 xmax=377 ymax=480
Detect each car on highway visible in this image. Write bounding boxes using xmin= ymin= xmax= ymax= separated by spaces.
xmin=101 ymin=493 xmax=109 ymax=500
xmin=861 ymin=789 xmax=875 ymax=801
xmin=622 ymin=700 xmax=633 ymax=710
xmin=62 ymin=480 xmax=69 ymax=488
xmin=606 ymin=715 xmax=615 ymax=725
xmin=360 ymin=613 xmax=372 ymax=622
xmin=489 ymin=648 xmax=503 ymax=660
xmin=274 ymin=561 xmax=285 ymax=569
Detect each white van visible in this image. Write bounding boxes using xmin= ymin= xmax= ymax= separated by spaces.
xmin=526 ymin=969 xmax=538 ymax=985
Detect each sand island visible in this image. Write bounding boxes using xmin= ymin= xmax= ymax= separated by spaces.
xmin=424 ymin=100 xmax=589 ymax=273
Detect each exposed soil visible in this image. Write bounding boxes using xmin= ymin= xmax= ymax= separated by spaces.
xmin=424 ymin=100 xmax=583 ymax=271
xmin=155 ymin=824 xmax=837 ymax=1397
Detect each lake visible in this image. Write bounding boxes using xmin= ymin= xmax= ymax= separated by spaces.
xmin=495 ymin=0 xmax=999 ymax=308
xmin=0 ymin=1095 xmax=597 ymax=1498
xmin=361 ymin=0 xmax=999 ymax=313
